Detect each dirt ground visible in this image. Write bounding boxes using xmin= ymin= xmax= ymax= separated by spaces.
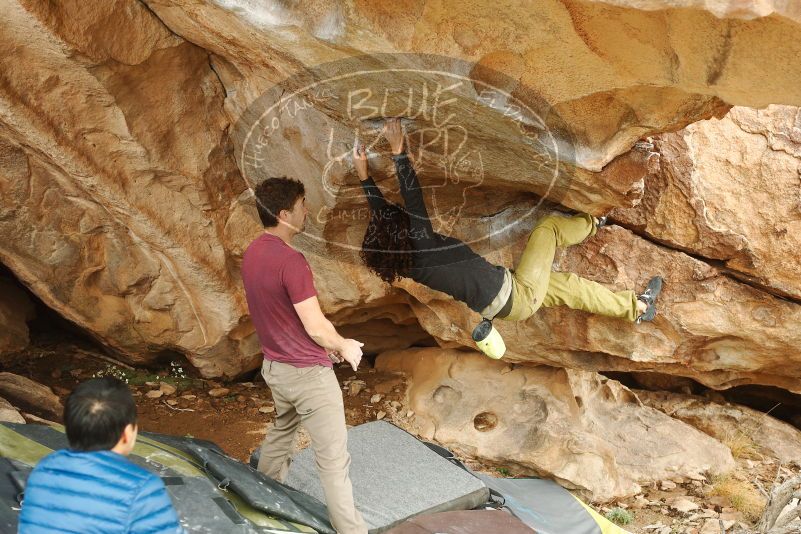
xmin=5 ymin=339 xmax=798 ymax=534
xmin=5 ymin=340 xmax=410 ymax=463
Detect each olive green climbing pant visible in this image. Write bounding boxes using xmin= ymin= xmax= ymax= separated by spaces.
xmin=501 ymin=213 xmax=639 ymax=322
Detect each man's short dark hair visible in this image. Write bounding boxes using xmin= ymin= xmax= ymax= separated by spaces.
xmin=254 ymin=177 xmax=305 ymax=227
xmin=64 ymin=377 xmax=137 ymax=452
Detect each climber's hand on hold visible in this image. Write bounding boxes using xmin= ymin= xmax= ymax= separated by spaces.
xmin=384 ymin=118 xmax=405 ymax=155
xmin=353 ymin=143 xmax=369 ymax=182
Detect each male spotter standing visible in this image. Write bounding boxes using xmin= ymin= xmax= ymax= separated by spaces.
xmin=241 ymin=177 xmax=368 ymax=534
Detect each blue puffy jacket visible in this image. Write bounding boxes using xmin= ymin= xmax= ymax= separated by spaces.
xmin=18 ymin=449 xmax=184 ymax=534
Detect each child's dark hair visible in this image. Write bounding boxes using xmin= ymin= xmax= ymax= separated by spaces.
xmin=64 ymin=377 xmax=137 ymax=452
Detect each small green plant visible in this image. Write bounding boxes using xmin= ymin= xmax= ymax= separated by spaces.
xmin=124 ymin=372 xmax=160 ymax=386
xmin=91 ymin=362 xmax=198 ymax=391
xmin=169 ymin=361 xmax=188 ymax=379
xmin=92 ymin=364 xmax=134 ymax=383
xmin=604 ymin=507 xmax=633 ymax=526
xmin=496 ymin=467 xmax=511 ymax=477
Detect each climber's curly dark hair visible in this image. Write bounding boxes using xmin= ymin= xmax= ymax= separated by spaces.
xmin=360 ymin=204 xmax=415 ymax=284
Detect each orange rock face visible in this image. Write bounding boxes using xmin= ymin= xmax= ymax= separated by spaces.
xmin=376 ymin=348 xmax=735 ymax=501
xmin=2 ymin=0 xmax=801 ymax=392
xmin=0 ymin=1 xmax=256 ymax=376
xmin=612 ymin=105 xmax=801 ymax=301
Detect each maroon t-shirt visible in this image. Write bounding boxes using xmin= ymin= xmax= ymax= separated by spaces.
xmin=241 ymin=233 xmax=329 ymax=368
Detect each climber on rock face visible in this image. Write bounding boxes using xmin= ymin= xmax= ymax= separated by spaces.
xmin=354 ymin=119 xmax=663 ymax=357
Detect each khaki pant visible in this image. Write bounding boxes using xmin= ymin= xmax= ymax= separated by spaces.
xmin=257 ymin=360 xmax=367 ymax=534
xmin=502 ymin=213 xmax=638 ymax=322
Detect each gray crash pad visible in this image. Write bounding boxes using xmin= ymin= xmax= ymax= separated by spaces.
xmin=284 ymin=421 xmax=489 ymax=533
xmin=385 ymin=509 xmax=535 ymax=533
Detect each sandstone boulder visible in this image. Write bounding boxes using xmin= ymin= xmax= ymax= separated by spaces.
xmin=0 ymin=373 xmax=62 ymax=419
xmin=0 ymin=0 xmax=260 ymax=376
xmin=337 ymin=318 xmax=436 ymax=355
xmin=636 ymin=389 xmax=801 ymax=465
xmin=0 ymin=397 xmax=25 ymax=424
xmin=144 ymin=0 xmax=801 ymax=173
xmin=612 ymin=105 xmax=801 ymax=301
xmin=376 ymin=348 xmax=735 ymax=501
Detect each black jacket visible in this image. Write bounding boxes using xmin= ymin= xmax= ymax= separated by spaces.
xmin=360 ymin=153 xmax=504 ymax=313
